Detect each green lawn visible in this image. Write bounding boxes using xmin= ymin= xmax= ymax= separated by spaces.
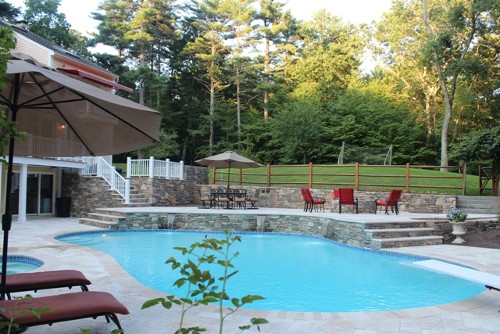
xmin=215 ymin=165 xmax=484 ymax=196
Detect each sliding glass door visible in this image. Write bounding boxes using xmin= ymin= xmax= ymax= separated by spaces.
xmin=10 ymin=173 xmax=54 ymax=215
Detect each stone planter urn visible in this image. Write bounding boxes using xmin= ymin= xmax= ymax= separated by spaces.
xmin=447 ymin=209 xmax=468 ymax=244
xmin=450 ymin=221 xmax=467 ymax=244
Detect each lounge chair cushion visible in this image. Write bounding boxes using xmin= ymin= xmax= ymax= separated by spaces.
xmin=0 ymin=291 xmax=129 ymax=328
xmin=4 ymin=270 xmax=91 ymax=295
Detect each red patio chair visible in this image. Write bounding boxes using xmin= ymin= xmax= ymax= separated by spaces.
xmin=300 ymin=188 xmax=326 ymax=212
xmin=338 ymin=188 xmax=358 ymax=214
xmin=375 ymin=189 xmax=403 ymax=215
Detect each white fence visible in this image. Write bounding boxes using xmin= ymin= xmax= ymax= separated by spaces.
xmin=126 ymin=157 xmax=184 ymax=180
xmin=13 ymin=134 xmax=89 ymax=157
xmin=81 ymin=156 xmax=184 ymax=204
xmin=82 ymin=157 xmax=130 ymax=203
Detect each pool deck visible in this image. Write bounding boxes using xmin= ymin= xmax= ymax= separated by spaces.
xmin=6 ymin=208 xmax=500 ymax=333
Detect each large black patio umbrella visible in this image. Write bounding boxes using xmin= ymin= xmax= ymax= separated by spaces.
xmin=0 ymin=56 xmax=161 ymax=299
xmin=195 ymin=151 xmax=262 ymax=188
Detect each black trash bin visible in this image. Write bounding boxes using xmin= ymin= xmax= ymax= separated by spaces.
xmin=56 ymin=197 xmax=71 ymax=217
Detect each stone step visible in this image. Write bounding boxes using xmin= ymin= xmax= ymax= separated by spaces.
xmin=365 ymin=227 xmax=435 ymax=239
xmin=456 ymin=196 xmax=500 ymax=214
xmin=94 ymin=209 xmax=125 ymax=216
xmin=371 ymin=236 xmax=443 ymax=249
xmin=79 ymin=217 xmax=118 ymax=229
xmin=87 ymin=212 xmax=125 ymax=223
xmin=363 ymin=221 xmax=428 ymax=229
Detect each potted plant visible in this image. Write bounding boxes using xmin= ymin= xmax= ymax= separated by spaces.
xmin=446 ymin=209 xmax=468 ymax=244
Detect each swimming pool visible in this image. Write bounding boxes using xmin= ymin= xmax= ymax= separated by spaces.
xmin=57 ymin=230 xmax=485 ymax=312
xmin=1 ymin=256 xmax=43 ymax=274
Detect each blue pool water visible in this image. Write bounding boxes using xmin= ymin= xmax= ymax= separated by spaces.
xmin=57 ymin=231 xmax=485 ymax=312
xmin=1 ymin=256 xmax=43 ymax=274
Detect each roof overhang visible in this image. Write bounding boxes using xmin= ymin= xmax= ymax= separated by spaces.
xmin=57 ymin=68 xmax=134 ymax=93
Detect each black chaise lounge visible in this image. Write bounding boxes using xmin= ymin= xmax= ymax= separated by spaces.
xmin=3 ymin=269 xmax=91 ymax=299
xmin=0 ymin=291 xmax=129 ymax=330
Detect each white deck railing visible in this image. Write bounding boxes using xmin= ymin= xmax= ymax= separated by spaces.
xmin=126 ymin=157 xmax=184 ymax=180
xmin=81 ymin=156 xmax=184 ymax=203
xmin=14 ymin=134 xmax=89 ymax=157
xmin=82 ymin=157 xmax=130 ymax=203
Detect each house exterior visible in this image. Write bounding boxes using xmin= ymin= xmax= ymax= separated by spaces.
xmin=0 ymin=20 xmax=132 ymax=222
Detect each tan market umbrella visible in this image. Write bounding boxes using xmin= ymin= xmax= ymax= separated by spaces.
xmin=195 ymin=151 xmax=262 ymax=188
xmin=0 ymin=57 xmax=161 ymax=299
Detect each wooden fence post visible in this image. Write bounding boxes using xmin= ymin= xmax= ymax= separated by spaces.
xmin=355 ymin=163 xmax=359 ymax=191
xmin=267 ymin=163 xmax=271 ymax=187
xmin=461 ymin=162 xmax=467 ymax=195
xmin=406 ymin=163 xmax=410 ymax=192
xmin=238 ymin=169 xmax=242 ymax=185
xmin=309 ymin=162 xmax=313 ymax=188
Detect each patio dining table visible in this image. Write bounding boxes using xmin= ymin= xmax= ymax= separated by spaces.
xmin=210 ymin=189 xmax=246 ymax=209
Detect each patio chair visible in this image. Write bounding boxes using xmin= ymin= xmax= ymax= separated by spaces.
xmin=375 ymin=189 xmax=403 ymax=215
xmin=246 ymin=188 xmax=261 ymax=209
xmin=233 ymin=189 xmax=247 ymax=209
xmin=3 ymin=269 xmax=91 ymax=300
xmin=198 ymin=187 xmax=214 ymax=209
xmin=338 ymin=188 xmax=358 ymax=214
xmin=300 ymin=188 xmax=326 ymax=212
xmin=215 ymin=188 xmax=232 ymax=209
xmin=0 ymin=291 xmax=129 ymax=331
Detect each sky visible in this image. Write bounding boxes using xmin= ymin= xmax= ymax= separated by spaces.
xmin=7 ymin=0 xmax=393 ymax=36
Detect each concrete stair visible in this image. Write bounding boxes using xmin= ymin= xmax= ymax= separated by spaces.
xmin=79 ymin=210 xmax=125 ymax=229
xmin=456 ymin=196 xmax=500 ymax=214
xmin=364 ymin=221 xmax=443 ymax=249
xmin=127 ymin=188 xmax=151 ymax=206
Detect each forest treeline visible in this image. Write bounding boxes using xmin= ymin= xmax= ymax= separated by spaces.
xmin=0 ymin=0 xmax=498 ymax=169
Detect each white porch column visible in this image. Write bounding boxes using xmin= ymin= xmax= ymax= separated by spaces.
xmin=18 ymin=163 xmax=28 ymax=222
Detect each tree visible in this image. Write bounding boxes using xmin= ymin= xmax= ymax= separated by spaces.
xmin=374 ymin=0 xmax=442 ymax=147
xmin=270 ymin=100 xmax=327 ymax=163
xmin=92 ymin=0 xmax=134 ymax=58
xmin=222 ymin=0 xmax=255 ymax=148
xmin=184 ymin=0 xmax=231 ymax=153
xmin=421 ymin=0 xmax=498 ymax=170
xmin=450 ymin=126 xmax=500 ymax=195
xmin=22 ymin=0 xmax=79 ymax=50
xmin=0 ymin=1 xmax=21 ymax=22
xmin=288 ymin=10 xmax=362 ymax=103
xmin=254 ymin=0 xmax=290 ymax=120
xmin=330 ymin=81 xmax=430 ymax=164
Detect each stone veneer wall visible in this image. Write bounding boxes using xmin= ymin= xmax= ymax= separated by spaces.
xmin=62 ymin=173 xmax=124 ymax=217
xmin=130 ymin=165 xmax=209 ymax=206
xmin=63 ymin=163 xmax=457 ymax=217
xmin=115 ymin=211 xmax=372 ymax=248
xmin=199 ymin=186 xmax=456 ymax=214
xmin=113 ymin=211 xmax=497 ymax=248
xmin=62 ymin=165 xmax=208 ymax=217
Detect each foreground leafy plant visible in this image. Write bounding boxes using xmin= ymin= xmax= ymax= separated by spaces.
xmin=0 ymin=295 xmax=50 ymax=333
xmin=142 ymin=230 xmax=268 ymax=333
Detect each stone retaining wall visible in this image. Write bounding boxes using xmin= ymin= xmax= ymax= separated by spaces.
xmin=63 ymin=164 xmax=457 ymax=217
xmin=431 ymin=219 xmax=499 ymax=243
xmin=62 ymin=165 xmax=208 ymax=217
xmin=111 ymin=210 xmax=497 ymax=249
xmin=199 ymin=186 xmax=456 ymax=214
xmin=62 ymin=174 xmax=124 ymax=217
xmin=115 ymin=211 xmax=372 ymax=248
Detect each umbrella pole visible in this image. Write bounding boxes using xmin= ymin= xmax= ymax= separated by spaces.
xmin=1 ymin=106 xmax=18 ymax=300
